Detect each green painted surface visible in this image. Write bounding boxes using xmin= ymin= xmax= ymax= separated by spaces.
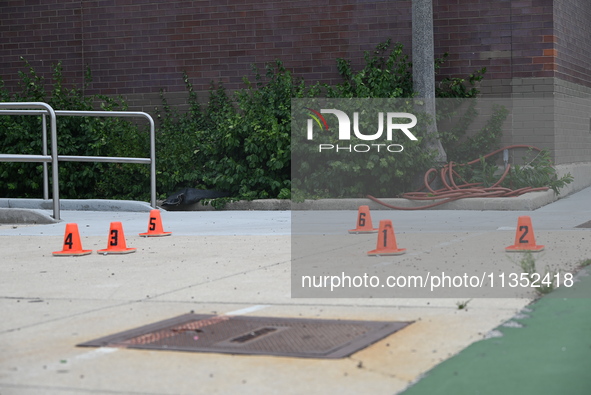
xmin=401 ymin=268 xmax=591 ymax=395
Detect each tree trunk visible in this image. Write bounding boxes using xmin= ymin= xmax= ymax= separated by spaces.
xmin=412 ymin=0 xmax=447 ymax=164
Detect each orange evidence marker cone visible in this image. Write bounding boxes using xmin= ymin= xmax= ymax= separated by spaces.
xmin=505 ymin=216 xmax=545 ymax=252
xmin=367 ymin=220 xmax=406 ymax=256
xmin=53 ymin=223 xmax=93 ymax=256
xmin=98 ymin=222 xmax=136 ymax=255
xmin=139 ymin=209 xmax=172 ymax=237
xmin=348 ymin=205 xmax=379 ymax=234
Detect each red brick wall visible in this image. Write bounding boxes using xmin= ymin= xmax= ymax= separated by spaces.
xmin=0 ymin=0 xmax=413 ymax=98
xmin=433 ymin=0 xmax=555 ymax=81
xmin=1 ymin=0 xmax=590 ymax=105
xmin=554 ymin=0 xmax=591 ymax=87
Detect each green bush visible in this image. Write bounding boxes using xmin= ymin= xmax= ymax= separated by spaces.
xmin=155 ymin=62 xmax=313 ymax=201
xmin=330 ymin=39 xmax=414 ymax=98
xmin=502 ymin=149 xmax=573 ymax=194
xmin=291 ymin=40 xmax=487 ymax=198
xmin=0 ymin=41 xmax=499 ymax=203
xmin=440 ymin=102 xmax=509 ymax=164
xmin=154 ymin=76 xmax=222 ymax=195
xmin=199 ymin=62 xmax=300 ymax=200
xmin=291 ymin=98 xmax=436 ymax=198
xmin=0 ymin=60 xmax=149 ymax=199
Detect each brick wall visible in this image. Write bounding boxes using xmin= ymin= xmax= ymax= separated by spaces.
xmin=1 ymin=0 xmax=591 ymax=166
xmin=552 ymin=0 xmax=591 ymax=164
xmin=0 ymin=0 xmax=413 ymax=102
xmin=3 ymin=1 xmax=589 ymax=99
xmin=433 ymin=0 xmax=514 ymax=81
xmin=551 ymin=0 xmax=591 ymax=167
xmin=554 ymin=0 xmax=591 ymax=87
xmin=433 ymin=0 xmax=555 ymax=82
xmin=3 ymin=1 xmax=584 ymax=105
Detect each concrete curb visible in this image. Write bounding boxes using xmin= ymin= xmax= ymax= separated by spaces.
xmin=0 ymin=199 xmax=153 ymax=224
xmin=293 ymin=189 xmax=557 ymax=210
xmin=0 ymin=198 xmax=153 ymax=212
xmin=0 ymin=189 xmax=561 ymax=216
xmin=1 ymin=161 xmax=586 ymax=222
xmin=0 ymin=208 xmax=58 ymax=224
xmin=163 ymin=164 xmax=591 ymax=211
xmin=161 ymin=189 xmax=558 ymax=211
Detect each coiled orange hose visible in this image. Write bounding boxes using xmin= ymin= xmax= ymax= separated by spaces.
xmin=367 ymin=145 xmax=550 ymax=210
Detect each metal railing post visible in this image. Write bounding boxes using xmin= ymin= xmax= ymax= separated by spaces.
xmin=1 ymin=104 xmax=157 ymax=218
xmin=0 ymin=102 xmax=60 ymax=219
xmin=148 ymin=114 xmax=157 ymax=209
xmin=55 ymin=110 xmax=157 ymax=209
xmin=49 ymin=106 xmax=59 ymax=220
xmin=42 ymin=113 xmax=49 ymax=200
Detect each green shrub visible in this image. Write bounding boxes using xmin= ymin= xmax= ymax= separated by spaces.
xmin=439 ymin=103 xmax=508 ymax=164
xmin=198 ymin=62 xmax=300 ymax=199
xmin=435 ymin=53 xmax=486 ymax=99
xmin=291 ymin=40 xmax=487 ymax=198
xmin=155 ymin=62 xmax=313 ymax=200
xmin=502 ymin=149 xmax=573 ymax=194
xmin=330 ymin=39 xmax=414 ymax=98
xmin=0 ymin=59 xmax=150 ymax=199
xmin=291 ymin=98 xmax=436 ymax=198
xmin=1 ymin=41 xmax=516 ymax=203
xmin=154 ymin=75 xmax=222 ymax=195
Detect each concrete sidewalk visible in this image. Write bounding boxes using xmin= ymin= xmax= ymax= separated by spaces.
xmin=0 ymin=188 xmax=590 ymax=395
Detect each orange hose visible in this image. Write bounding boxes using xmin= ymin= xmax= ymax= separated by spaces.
xmin=367 ymin=145 xmax=550 ymax=210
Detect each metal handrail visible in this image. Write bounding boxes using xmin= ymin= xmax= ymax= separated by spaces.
xmin=0 ymin=103 xmax=59 ymax=218
xmin=0 ymin=109 xmax=54 ymax=200
xmin=0 ymin=103 xmax=157 ymax=220
xmin=55 ymin=110 xmax=157 ymax=211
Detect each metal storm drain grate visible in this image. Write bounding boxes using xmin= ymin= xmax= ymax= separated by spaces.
xmin=78 ymin=314 xmax=412 ymax=358
xmin=575 ymin=220 xmax=591 ymax=228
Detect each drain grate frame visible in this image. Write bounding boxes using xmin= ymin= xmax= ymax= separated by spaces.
xmin=77 ymin=313 xmax=412 ymax=359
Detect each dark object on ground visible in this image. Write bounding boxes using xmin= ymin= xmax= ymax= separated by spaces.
xmin=161 ymin=188 xmax=231 ymax=207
